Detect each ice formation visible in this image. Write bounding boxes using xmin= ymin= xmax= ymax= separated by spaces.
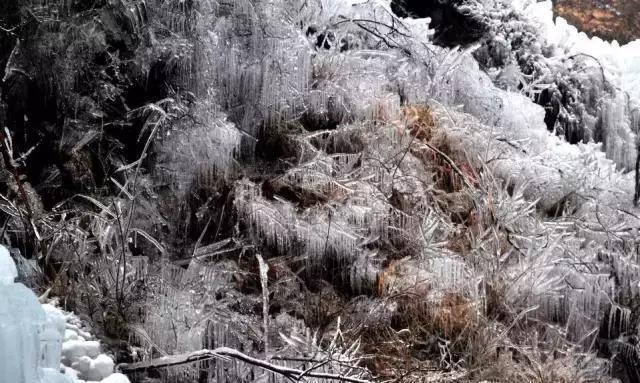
xmin=0 ymin=246 xmax=128 ymax=383
xmin=0 ymin=245 xmax=18 ymax=284
xmin=1 ymin=246 xmax=50 ymax=383
xmin=516 ymin=0 xmax=640 ymax=100
xmin=42 ymin=304 xmax=66 ymax=369
xmin=512 ymin=0 xmax=640 ymax=169
xmin=3 ymin=0 xmax=638 ymax=381
xmin=56 ymin=311 xmax=124 ymax=382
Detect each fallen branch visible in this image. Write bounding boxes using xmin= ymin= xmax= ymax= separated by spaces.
xmin=117 ymin=347 xmax=373 ymax=383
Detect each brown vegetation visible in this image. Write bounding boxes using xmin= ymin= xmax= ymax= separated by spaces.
xmin=554 ymin=0 xmax=640 ymax=44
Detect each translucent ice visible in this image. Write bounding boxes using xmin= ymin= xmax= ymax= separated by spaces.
xmin=0 ymin=246 xmax=18 ymax=284
xmin=0 ymin=248 xmax=46 ymax=383
xmin=42 ymin=368 xmax=75 ymax=383
xmin=514 ymin=0 xmax=640 ymax=169
xmin=0 ymin=246 xmax=80 ymax=383
xmin=41 ymin=304 xmax=66 ymax=369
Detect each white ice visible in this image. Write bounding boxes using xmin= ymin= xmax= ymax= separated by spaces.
xmin=0 ymin=246 xmax=17 ymax=284
xmin=42 ymin=304 xmax=66 ymax=369
xmin=0 ymin=247 xmax=46 ymax=383
xmin=509 ymin=0 xmax=640 ymax=169
xmin=0 ymin=246 xmax=129 ymax=383
xmin=62 ymin=340 xmax=101 ymax=364
xmin=514 ymin=0 xmax=640 ymax=103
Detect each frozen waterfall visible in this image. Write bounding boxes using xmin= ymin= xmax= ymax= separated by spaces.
xmin=0 ymin=246 xmax=52 ymax=383
xmin=0 ymin=246 xmax=127 ymax=383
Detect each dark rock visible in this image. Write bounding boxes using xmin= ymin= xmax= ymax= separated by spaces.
xmin=391 ymin=0 xmax=491 ymax=47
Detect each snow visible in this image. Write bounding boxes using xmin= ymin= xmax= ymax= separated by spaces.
xmin=55 ymin=308 xmax=126 ymax=382
xmin=64 ymin=323 xmax=92 ymax=341
xmin=61 ymin=333 xmax=121 ymax=382
xmin=433 ymin=1 xmax=640 ymax=170
xmin=0 ymin=245 xmax=130 ymax=383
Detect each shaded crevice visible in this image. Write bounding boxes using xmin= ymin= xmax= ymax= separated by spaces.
xmin=390 ymin=0 xmax=490 ymax=47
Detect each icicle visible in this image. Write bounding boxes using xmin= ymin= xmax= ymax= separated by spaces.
xmin=608 ymin=304 xmax=632 ymax=338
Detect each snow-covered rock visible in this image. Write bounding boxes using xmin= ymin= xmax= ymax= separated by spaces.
xmin=56 ymin=310 xmax=127 ymax=382
xmin=65 ymin=323 xmax=93 ymax=341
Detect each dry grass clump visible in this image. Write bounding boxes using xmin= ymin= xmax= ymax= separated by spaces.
xmin=402 ymin=105 xmax=438 ymax=142
xmin=431 ymin=293 xmax=480 ymax=338
xmin=476 ymin=347 xmax=609 ymax=383
xmin=400 ymin=105 xmax=478 ymax=193
xmin=350 ymin=291 xmax=483 ymax=380
xmin=391 ymin=292 xmax=481 ymax=354
xmin=369 ymin=258 xmax=482 ymax=375
xmin=352 ymin=102 xmax=613 ymax=382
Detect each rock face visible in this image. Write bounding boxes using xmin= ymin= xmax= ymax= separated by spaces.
xmin=553 ymin=0 xmax=640 ymax=44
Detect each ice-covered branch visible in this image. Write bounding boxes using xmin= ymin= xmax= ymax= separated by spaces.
xmin=117 ymin=347 xmax=373 ymax=383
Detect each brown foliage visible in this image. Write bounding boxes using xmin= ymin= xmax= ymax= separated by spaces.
xmin=402 ymin=105 xmax=438 ymax=141
xmin=432 ymin=293 xmax=478 ymax=338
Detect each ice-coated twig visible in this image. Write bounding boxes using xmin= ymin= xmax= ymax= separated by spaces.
xmin=256 ymin=253 xmax=271 ymax=357
xmin=117 ymin=347 xmax=373 ymax=383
